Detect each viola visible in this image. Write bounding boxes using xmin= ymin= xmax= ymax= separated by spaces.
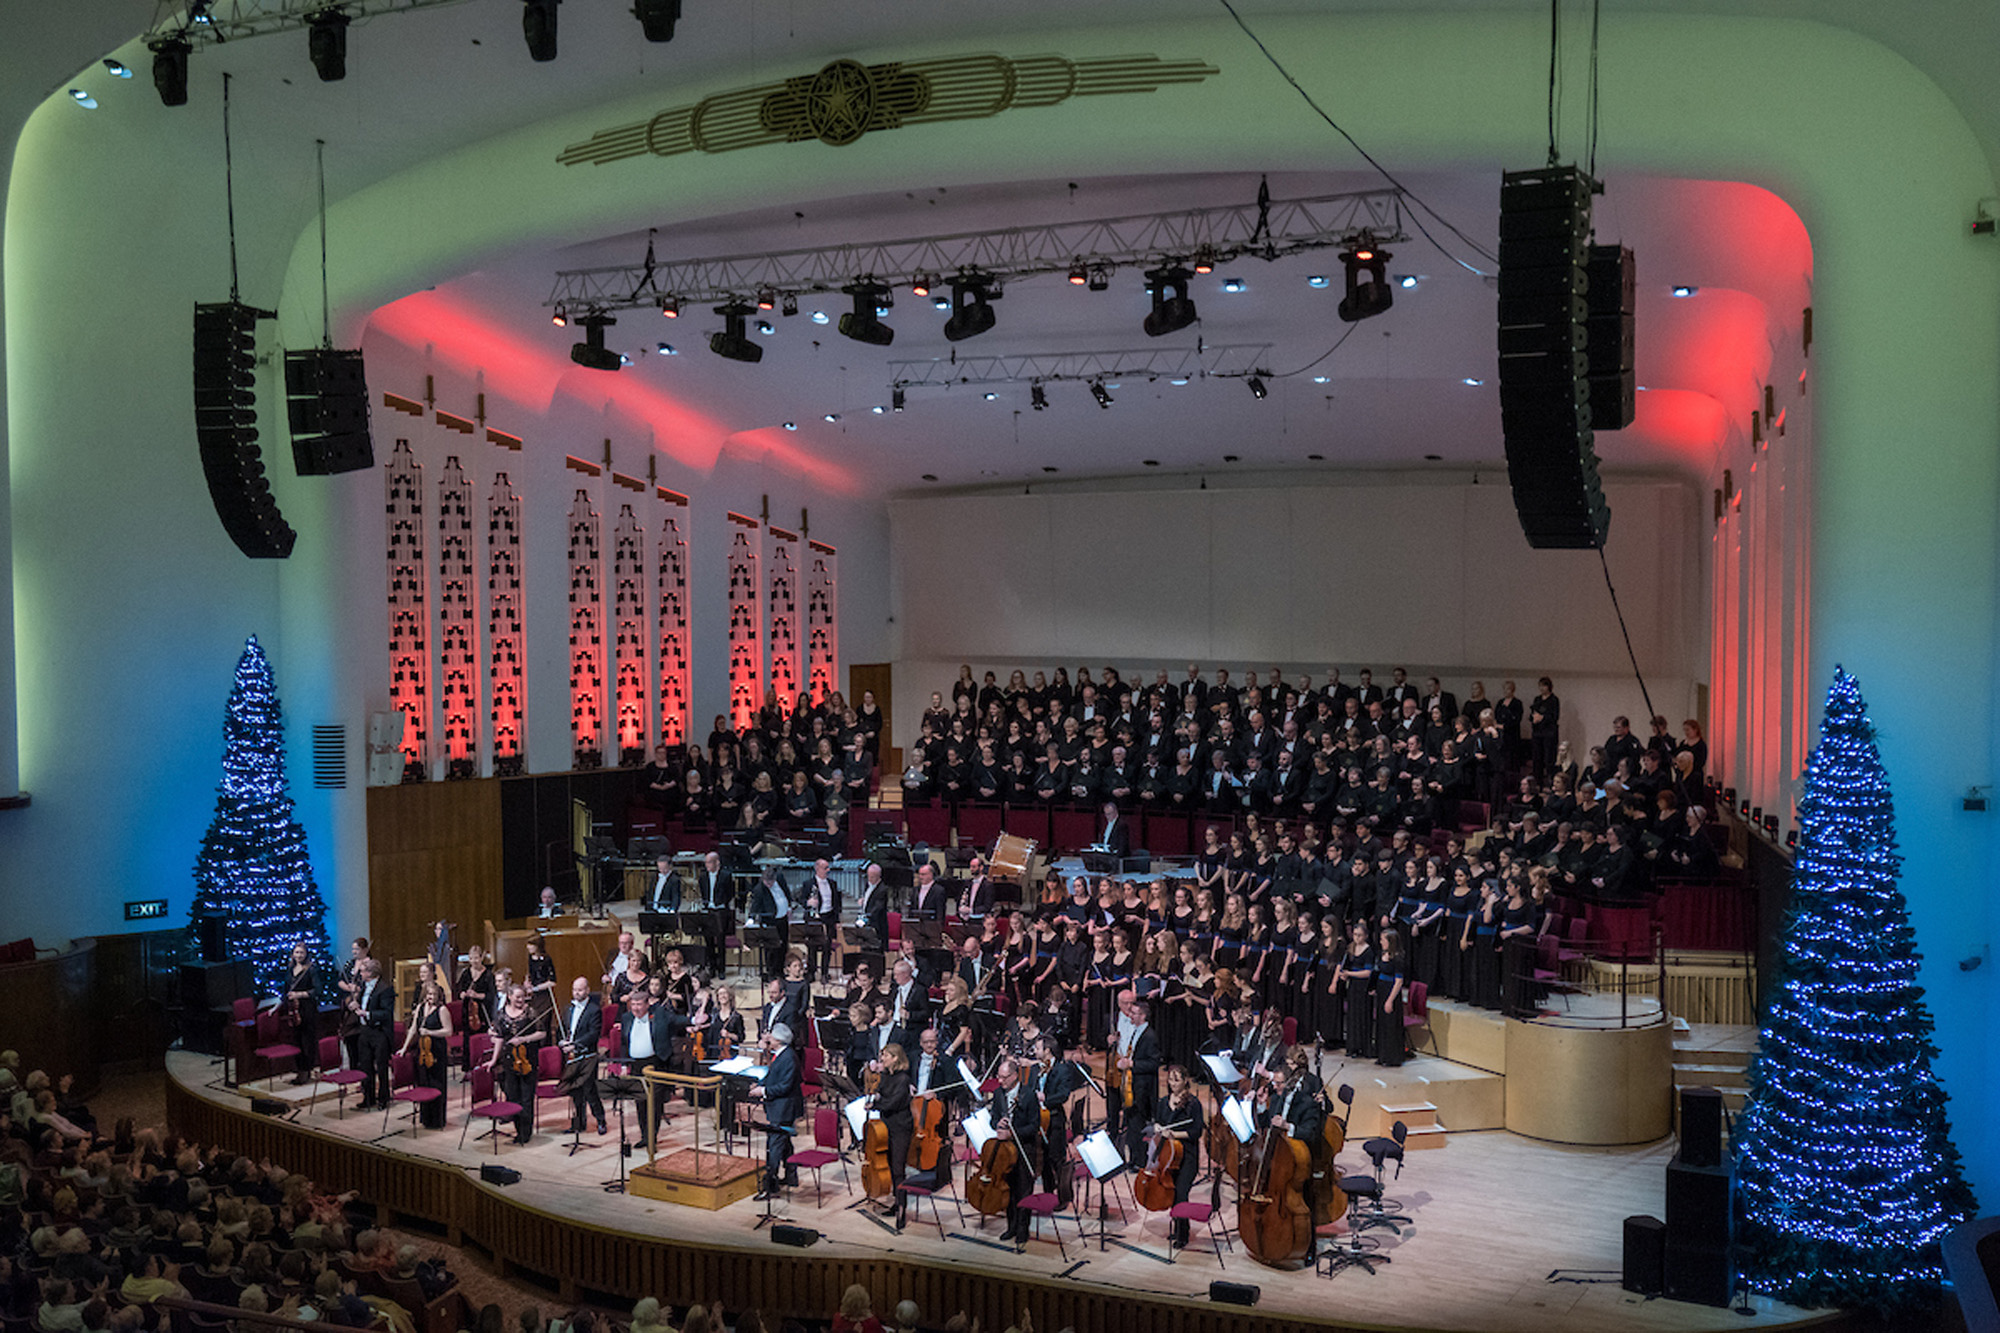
xmin=964 ymin=1132 xmax=1018 ymax=1217
xmin=511 ymin=1020 xmax=535 ymax=1076
xmin=1132 ymin=1131 xmax=1184 ymax=1213
xmin=910 ymin=1093 xmax=945 ymax=1174
xmin=1238 ymin=1122 xmax=1313 ymax=1272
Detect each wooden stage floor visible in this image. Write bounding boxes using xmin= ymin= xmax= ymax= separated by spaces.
xmin=169 ymin=1050 xmax=1830 ymax=1333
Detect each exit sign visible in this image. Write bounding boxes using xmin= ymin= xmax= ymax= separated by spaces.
xmin=124 ymin=898 xmax=169 ymax=921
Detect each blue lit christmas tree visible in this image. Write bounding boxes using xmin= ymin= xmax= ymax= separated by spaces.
xmin=190 ymin=636 xmax=334 ymax=1002
xmin=1733 ymin=668 xmax=1975 ymax=1312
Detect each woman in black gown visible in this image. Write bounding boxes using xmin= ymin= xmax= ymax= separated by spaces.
xmin=456 ymin=945 xmax=498 ymax=1075
xmin=1337 ymin=922 xmax=1376 ymax=1059
xmin=283 ymin=943 xmax=321 ymax=1085
xmin=873 ymin=1043 xmax=914 ymax=1230
xmin=1374 ymin=929 xmax=1407 ymax=1068
xmin=398 ymin=982 xmax=454 ymax=1127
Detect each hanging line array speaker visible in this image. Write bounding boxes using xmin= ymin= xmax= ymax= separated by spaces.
xmin=193 ymin=301 xmax=295 ymax=559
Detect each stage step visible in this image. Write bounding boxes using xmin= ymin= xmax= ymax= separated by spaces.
xmin=1673 ymin=1062 xmax=1750 ymax=1088
xmin=1377 ymin=1100 xmax=1439 ymax=1130
xmin=1405 ymin=1123 xmax=1449 ymax=1150
xmin=1673 ymin=1042 xmax=1753 ymax=1069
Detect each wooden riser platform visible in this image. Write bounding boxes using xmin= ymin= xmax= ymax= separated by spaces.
xmin=1344 ymin=1060 xmax=1504 ymax=1140
xmin=630 ymin=1149 xmax=763 ymax=1210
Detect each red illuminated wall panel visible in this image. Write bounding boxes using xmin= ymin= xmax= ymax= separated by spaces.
xmin=807 ymin=541 xmax=838 ymax=706
xmin=768 ymin=528 xmax=801 ymax=712
xmin=385 ymin=439 xmax=429 ymax=780
xmin=568 ymin=490 xmax=605 ymax=769
xmin=612 ymin=504 xmax=648 ymax=764
xmin=655 ymin=492 xmax=691 ymax=748
xmin=437 ymin=457 xmax=479 ymax=778
xmin=726 ymin=518 xmax=761 ymax=732
xmin=487 ymin=472 xmax=525 ymax=776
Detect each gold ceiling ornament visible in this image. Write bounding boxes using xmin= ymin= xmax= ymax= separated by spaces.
xmin=557 ymin=53 xmax=1219 ymax=167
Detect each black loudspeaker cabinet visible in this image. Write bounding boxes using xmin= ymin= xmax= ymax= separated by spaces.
xmin=770 ymin=1223 xmax=821 ymax=1248
xmin=1679 ymin=1085 xmax=1725 ymax=1168
xmin=193 ymin=301 xmax=295 ymax=558
xmin=1665 ymin=1156 xmax=1733 ymax=1245
xmin=1496 ymin=165 xmax=1612 ymax=549
xmin=1208 ymin=1281 xmax=1260 ymax=1307
xmin=1586 ymin=243 xmax=1637 ymax=430
xmin=285 ymin=348 xmax=375 ymax=475
xmin=1622 ymin=1214 xmax=1666 ymax=1295
xmin=1664 ymin=1241 xmax=1734 ymax=1307
xmin=179 ymin=958 xmax=252 ymax=1011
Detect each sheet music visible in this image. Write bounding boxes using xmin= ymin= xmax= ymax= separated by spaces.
xmin=711 ymin=1056 xmax=766 ymax=1079
xmin=1078 ymin=1129 xmax=1125 ymax=1180
xmin=957 ymin=1058 xmax=981 ymax=1093
xmin=1222 ymin=1094 xmax=1256 ymax=1144
xmin=1201 ymin=1052 xmax=1244 ymax=1085
xmin=962 ymin=1108 xmax=995 ymax=1153
xmin=843 ymin=1095 xmax=871 ymax=1140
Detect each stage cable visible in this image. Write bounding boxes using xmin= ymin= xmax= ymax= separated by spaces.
xmin=1215 ymin=0 xmax=1498 ymax=277
xmin=1598 ymin=544 xmax=1658 ymax=731
xmin=222 ymin=72 xmax=240 ymax=303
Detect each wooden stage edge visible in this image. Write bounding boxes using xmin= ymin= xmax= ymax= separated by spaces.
xmin=165 ymin=1055 xmax=1845 ymax=1333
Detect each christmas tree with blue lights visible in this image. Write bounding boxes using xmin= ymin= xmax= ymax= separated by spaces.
xmin=1733 ymin=668 xmax=1975 ymax=1312
xmin=190 ymin=636 xmax=334 ymax=1002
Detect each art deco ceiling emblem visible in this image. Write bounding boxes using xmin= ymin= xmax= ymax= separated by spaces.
xmin=557 ymin=53 xmax=1219 ymax=167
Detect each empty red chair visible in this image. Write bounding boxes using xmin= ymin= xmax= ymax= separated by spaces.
xmin=314 ymin=1036 xmax=367 ymax=1116
xmin=459 ymin=1066 xmax=520 ymax=1153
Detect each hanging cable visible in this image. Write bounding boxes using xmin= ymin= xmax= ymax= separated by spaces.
xmin=1586 ymin=0 xmax=1602 ymax=178
xmin=1267 ymin=321 xmax=1359 ymax=379
xmin=223 ymin=72 xmax=240 ymax=302
xmin=1216 ymin=0 xmax=1499 ymax=275
xmin=1598 ymin=545 xmax=1658 ymax=731
xmin=1546 ymin=0 xmax=1561 ymax=166
xmin=316 ymin=139 xmax=331 ymax=350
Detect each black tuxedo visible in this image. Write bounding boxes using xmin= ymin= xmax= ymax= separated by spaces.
xmin=1099 ymin=815 xmax=1132 ymax=860
xmin=856 ymin=876 xmax=891 ymax=945
xmin=759 ymin=1043 xmax=804 ymax=1188
xmin=886 ymin=979 xmax=930 ymax=1044
xmin=909 ymin=878 xmax=947 ymax=922
xmin=354 ymin=977 xmax=394 ymax=1106
xmin=960 ymin=874 xmax=995 ymax=921
xmin=696 ymin=866 xmax=732 ymax=909
xmin=561 ymin=995 xmax=606 ymax=1129
xmin=990 ymin=1079 xmax=1044 ymax=1238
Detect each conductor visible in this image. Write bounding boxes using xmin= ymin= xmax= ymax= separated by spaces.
xmin=750 ymin=1023 xmax=802 ymax=1198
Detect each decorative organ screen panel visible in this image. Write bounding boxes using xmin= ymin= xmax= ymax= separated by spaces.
xmin=726 ymin=517 xmax=761 ymax=731
xmin=437 ymin=457 xmax=479 ymax=779
xmin=767 ymin=528 xmax=801 ymax=712
xmin=611 ymin=504 xmax=648 ymax=765
xmin=487 ymin=472 xmax=525 ymax=776
xmin=807 ymin=541 xmax=838 ymax=705
xmin=655 ymin=491 xmax=691 ymax=748
xmin=568 ymin=490 xmax=605 ymax=769
xmin=385 ymin=439 xmax=429 ymax=780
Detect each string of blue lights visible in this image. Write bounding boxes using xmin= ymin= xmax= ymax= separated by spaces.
xmin=1733 ymin=668 xmax=1977 ymax=1312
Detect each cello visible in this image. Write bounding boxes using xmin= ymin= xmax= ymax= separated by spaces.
xmin=1132 ymin=1130 xmax=1184 ymax=1212
xmin=964 ymin=1128 xmax=1017 ymax=1217
xmin=1238 ymin=1119 xmax=1313 ymax=1271
xmin=862 ymin=1066 xmax=893 ymax=1202
xmin=909 ymin=1093 xmax=945 ymax=1175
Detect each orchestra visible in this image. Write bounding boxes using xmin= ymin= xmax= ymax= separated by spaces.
xmin=276 ymin=818 xmax=1532 ymax=1276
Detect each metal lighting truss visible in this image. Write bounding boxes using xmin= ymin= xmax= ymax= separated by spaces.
xmin=888 ymin=343 xmax=1273 ymax=391
xmin=147 ymin=0 xmax=473 ymax=46
xmin=547 ymin=186 xmax=1411 ymax=314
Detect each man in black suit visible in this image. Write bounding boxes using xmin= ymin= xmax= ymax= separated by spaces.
xmin=692 ymin=851 xmax=731 ymax=964
xmin=352 ymin=958 xmax=393 ymax=1110
xmin=909 ymin=861 xmax=947 ymax=922
xmin=1113 ymin=996 xmax=1162 ymax=1162
xmin=801 ymin=857 xmax=841 ymax=982
xmin=1421 ymin=677 xmax=1458 ymax=724
xmin=750 ymin=1023 xmax=803 ymax=1197
xmin=989 ymin=1058 xmax=1044 ymax=1244
xmin=618 ymin=989 xmax=691 ymax=1149
xmin=855 ymin=863 xmax=891 ymax=946
xmin=959 ymin=856 xmax=995 ymax=922
xmin=748 ymin=864 xmax=793 ymax=977
xmin=1262 ymin=1061 xmax=1328 ymax=1260
xmin=1098 ymin=800 xmax=1132 ymax=861
xmin=887 ymin=959 xmax=929 ymax=1045
xmin=558 ymin=976 xmax=607 ymax=1135
xmin=760 ymin=976 xmax=805 ymax=1044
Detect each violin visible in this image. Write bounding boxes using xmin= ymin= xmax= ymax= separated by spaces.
xmin=1238 ymin=1118 xmax=1313 ymax=1271
xmin=965 ymin=1130 xmax=1018 ymax=1217
xmin=1132 ymin=1129 xmax=1184 ymax=1213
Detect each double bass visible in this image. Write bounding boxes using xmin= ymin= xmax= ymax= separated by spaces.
xmin=1306 ymin=1091 xmax=1349 ymax=1228
xmin=1206 ymin=1111 xmax=1243 ymax=1185
xmin=1238 ymin=1121 xmax=1313 ymax=1271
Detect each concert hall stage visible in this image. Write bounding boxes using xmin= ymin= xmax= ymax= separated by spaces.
xmin=164 ymin=1050 xmax=1834 ymax=1333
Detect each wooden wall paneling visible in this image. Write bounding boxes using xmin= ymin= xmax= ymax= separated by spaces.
xmin=367 ymin=779 xmax=502 ymax=966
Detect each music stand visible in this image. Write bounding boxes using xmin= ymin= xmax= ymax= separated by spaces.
xmin=793 ymin=921 xmax=830 ymax=981
xmin=556 ymin=1054 xmax=603 ymax=1158
xmin=903 ymin=919 xmax=945 ymax=950
xmin=917 ymin=947 xmax=956 ymax=984
xmin=739 ymin=925 xmax=784 ymax=976
xmin=638 ymin=911 xmax=678 ymax=939
xmin=844 ymin=925 xmax=884 ymax=954
xmin=1077 ymin=1129 xmax=1140 ymax=1255
xmin=744 ymin=1112 xmax=794 ymax=1229
xmin=599 ymin=1071 xmax=643 ymax=1193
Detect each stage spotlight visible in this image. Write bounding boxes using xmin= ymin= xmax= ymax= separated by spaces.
xmin=655 ymin=341 xmax=676 ymax=355
xmin=1247 ymin=376 xmax=1268 ymax=399
xmin=709 ymin=303 xmax=763 ymax=363
xmin=659 ymin=297 xmax=680 ymax=318
xmin=1191 ymin=247 xmax=1216 ymax=274
xmin=837 ymin=282 xmax=894 ymax=346
xmin=756 ymin=288 xmax=776 ymax=311
xmin=1396 ymin=274 xmax=1419 ymax=289
xmin=1337 ymin=237 xmax=1394 ymax=323
xmin=1087 ymin=264 xmax=1111 ymax=292
xmin=68 ymin=89 xmax=97 ymax=109
xmin=1030 ymin=382 xmax=1047 ymax=411
xmin=522 ymin=0 xmax=559 ymax=62
xmin=570 ymin=313 xmax=621 ymax=372
xmin=308 ymin=9 xmax=350 ymax=82
xmin=780 ymin=292 xmax=798 ymax=317
xmin=1142 ymin=266 xmax=1197 ymax=337
xmin=104 ymin=58 xmax=133 ymax=78
xmin=910 ymin=273 xmax=935 ymax=297
xmin=756 ymin=319 xmax=774 ymax=335
xmin=1068 ymin=262 xmax=1088 ymax=286
xmin=892 ymin=389 xmax=906 ymax=412
xmin=551 ymin=306 xmax=568 ymax=327
xmin=1090 ymin=380 xmax=1113 ymax=409
xmin=942 ymin=275 xmax=998 ymax=342
xmin=632 ymin=0 xmax=680 ymax=42
xmin=151 ymin=36 xmax=190 ymax=107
